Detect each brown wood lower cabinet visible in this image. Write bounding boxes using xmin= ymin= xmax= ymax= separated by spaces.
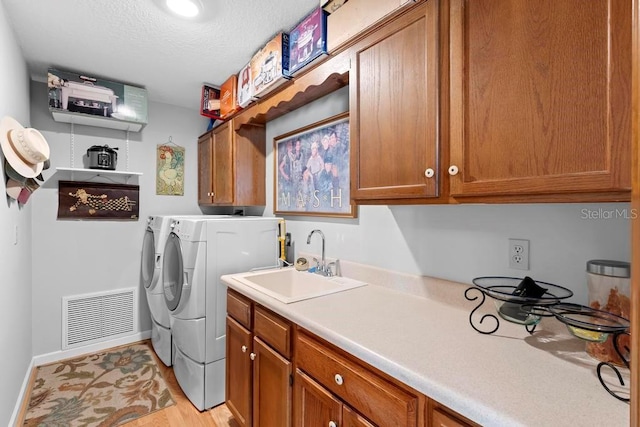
xmin=295 ymin=330 xmax=421 ymax=427
xmin=252 ymin=337 xmax=291 ymax=426
xmin=225 ymin=317 xmax=252 ymax=426
xmin=226 ymin=289 xmax=476 ymax=427
xmin=294 ymin=369 xmax=342 ymax=427
xmin=431 ymin=408 xmax=468 ymax=427
xmin=294 ymin=369 xmax=375 ymax=427
xmin=225 ymin=290 xmax=292 ymax=427
xmin=343 ymin=405 xmax=376 ymax=427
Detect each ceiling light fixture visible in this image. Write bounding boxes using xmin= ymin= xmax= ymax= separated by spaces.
xmin=166 ymin=0 xmax=201 ymax=18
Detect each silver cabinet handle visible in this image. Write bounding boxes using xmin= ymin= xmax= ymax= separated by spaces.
xmin=334 ymin=374 xmax=343 ymax=386
xmin=329 ymin=422 xmax=337 ymax=427
xmin=424 ymin=168 xmax=435 ymax=178
xmin=241 ymin=345 xmax=247 ymax=353
xmin=448 ymin=165 xmax=459 ymax=176
xmin=250 ymin=352 xmax=256 ymax=361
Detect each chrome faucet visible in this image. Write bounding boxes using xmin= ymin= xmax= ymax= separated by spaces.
xmin=306 ymin=229 xmax=328 ymax=276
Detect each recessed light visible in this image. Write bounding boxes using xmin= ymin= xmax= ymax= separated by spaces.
xmin=166 ymin=0 xmax=201 ymax=18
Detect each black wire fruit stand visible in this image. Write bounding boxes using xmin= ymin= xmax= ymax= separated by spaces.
xmin=465 ymin=277 xmax=631 ymax=403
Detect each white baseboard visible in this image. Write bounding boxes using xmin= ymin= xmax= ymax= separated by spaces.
xmin=9 ymin=357 xmax=34 ymax=427
xmin=10 ymin=330 xmax=151 ymax=427
xmin=33 ymin=330 xmax=152 ymax=366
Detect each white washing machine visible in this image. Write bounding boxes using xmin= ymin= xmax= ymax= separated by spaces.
xmin=163 ymin=216 xmax=280 ymax=411
xmin=140 ymin=215 xmax=228 ymax=366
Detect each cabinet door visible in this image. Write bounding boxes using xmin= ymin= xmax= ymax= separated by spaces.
xmin=212 ymin=121 xmax=234 ymax=205
xmin=294 ymin=369 xmax=342 ymax=427
xmin=226 ymin=316 xmax=252 ymax=427
xmin=233 ymin=124 xmax=267 ymax=206
xmin=350 ymin=2 xmax=439 ymax=201
xmin=343 ymin=406 xmax=375 ymax=427
xmin=449 ymin=0 xmax=631 ymax=199
xmin=253 ymin=337 xmax=292 ymax=427
xmin=197 ymin=133 xmax=213 ymax=204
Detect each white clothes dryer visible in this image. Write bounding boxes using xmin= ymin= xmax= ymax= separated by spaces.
xmin=140 ymin=214 xmax=228 ymax=366
xmin=162 ymin=216 xmax=280 ymax=411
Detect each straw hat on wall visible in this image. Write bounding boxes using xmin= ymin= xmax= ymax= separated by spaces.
xmin=0 ymin=116 xmax=50 ymax=178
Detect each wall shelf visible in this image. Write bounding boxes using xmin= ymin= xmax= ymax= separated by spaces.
xmin=51 ymin=109 xmax=145 ymax=132
xmin=232 ymin=49 xmax=350 ymax=130
xmin=42 ymin=167 xmax=142 ymax=188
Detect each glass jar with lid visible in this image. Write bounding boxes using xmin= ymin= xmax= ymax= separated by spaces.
xmin=585 ymin=259 xmax=631 ymax=366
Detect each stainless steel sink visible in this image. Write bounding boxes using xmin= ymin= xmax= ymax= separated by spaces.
xmin=227 ymin=267 xmax=367 ymax=303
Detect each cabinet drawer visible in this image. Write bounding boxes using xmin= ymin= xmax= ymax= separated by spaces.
xmin=296 ymin=331 xmax=419 ymax=427
xmin=227 ymin=289 xmax=252 ymax=329
xmin=344 ymin=405 xmax=376 ymax=427
xmin=431 ymin=409 xmax=469 ymax=427
xmin=254 ymin=305 xmax=292 ymax=358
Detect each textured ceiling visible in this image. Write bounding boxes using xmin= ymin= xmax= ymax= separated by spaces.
xmin=2 ymin=0 xmax=319 ymax=110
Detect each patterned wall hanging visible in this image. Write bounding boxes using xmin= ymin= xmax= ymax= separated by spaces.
xmin=156 ymin=139 xmax=184 ymax=196
xmin=58 ymin=181 xmax=139 ymax=220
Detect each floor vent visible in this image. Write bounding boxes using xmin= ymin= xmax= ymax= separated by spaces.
xmin=62 ymin=288 xmax=138 ymax=349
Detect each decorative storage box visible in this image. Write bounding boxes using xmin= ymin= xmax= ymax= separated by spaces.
xmin=289 ymin=7 xmax=328 ymax=76
xmin=237 ymin=61 xmax=256 ymax=108
xmin=220 ymin=75 xmax=240 ymax=118
xmin=326 ymin=0 xmax=414 ymax=51
xmin=200 ymin=85 xmax=222 ymax=119
xmin=250 ymin=32 xmax=291 ymax=98
xmin=48 ymin=68 xmax=148 ymax=129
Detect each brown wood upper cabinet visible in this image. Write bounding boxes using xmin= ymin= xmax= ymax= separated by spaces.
xmin=198 ymin=119 xmax=266 ymax=206
xmin=448 ymin=0 xmax=632 ymax=201
xmin=350 ymin=1 xmax=440 ymax=202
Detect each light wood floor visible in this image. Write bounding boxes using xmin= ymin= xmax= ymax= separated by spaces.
xmin=123 ymin=344 xmax=240 ymax=427
xmin=17 ymin=340 xmax=239 ymax=427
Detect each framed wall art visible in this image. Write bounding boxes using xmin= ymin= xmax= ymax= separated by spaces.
xmin=156 ymin=140 xmax=184 ymax=196
xmin=274 ymin=112 xmax=356 ymax=217
xmin=58 ymin=181 xmax=139 ymax=220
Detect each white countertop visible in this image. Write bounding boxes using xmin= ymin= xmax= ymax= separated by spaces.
xmin=221 ymin=263 xmax=630 ymax=426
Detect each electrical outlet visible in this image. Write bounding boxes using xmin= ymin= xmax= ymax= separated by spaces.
xmin=508 ymin=238 xmax=529 ymax=270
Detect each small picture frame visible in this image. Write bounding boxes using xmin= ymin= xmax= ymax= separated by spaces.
xmin=274 ymin=112 xmax=356 ymax=217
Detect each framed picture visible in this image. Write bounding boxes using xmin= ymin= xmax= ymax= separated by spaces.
xmin=58 ymin=181 xmax=139 ymax=220
xmin=274 ymin=112 xmax=356 ymax=217
xmin=156 ymin=143 xmax=185 ymax=196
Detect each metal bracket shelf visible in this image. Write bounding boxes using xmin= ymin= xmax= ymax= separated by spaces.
xmin=42 ymin=167 xmax=142 ymax=188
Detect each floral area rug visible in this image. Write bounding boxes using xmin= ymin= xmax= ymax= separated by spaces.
xmin=23 ymin=342 xmax=175 ymax=426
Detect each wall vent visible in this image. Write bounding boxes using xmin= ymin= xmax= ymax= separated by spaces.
xmin=62 ymin=288 xmax=138 ymax=349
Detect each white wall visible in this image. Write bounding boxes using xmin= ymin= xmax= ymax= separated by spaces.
xmin=0 ymin=2 xmax=33 ymax=425
xmin=29 ymin=80 xmax=213 ymax=356
xmin=265 ymin=87 xmax=631 ymax=305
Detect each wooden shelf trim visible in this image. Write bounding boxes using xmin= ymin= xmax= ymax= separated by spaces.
xmin=233 ymin=50 xmax=350 ymax=130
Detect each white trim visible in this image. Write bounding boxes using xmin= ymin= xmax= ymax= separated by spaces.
xmin=11 ymin=330 xmax=151 ymax=425
xmin=9 ymin=358 xmax=34 ymax=427
xmin=36 ymin=330 xmax=151 ymax=367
